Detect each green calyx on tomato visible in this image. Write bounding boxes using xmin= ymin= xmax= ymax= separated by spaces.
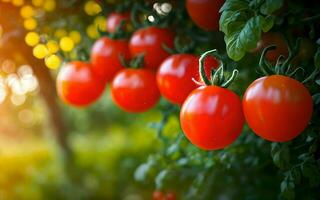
xmin=156 ymin=53 xmax=219 ymax=105
xmin=244 ymin=36 xmax=316 ymax=142
xmin=258 ymin=37 xmax=319 ymax=84
xmin=180 ymin=49 xmax=244 ymax=150
xmin=198 ymin=49 xmax=238 ymax=88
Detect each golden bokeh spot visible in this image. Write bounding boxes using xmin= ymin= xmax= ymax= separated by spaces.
xmin=59 ymin=37 xmax=74 ymax=52
xmin=33 ymin=44 xmax=49 ymax=59
xmin=45 ymin=54 xmax=61 ymax=69
xmin=84 ymin=1 xmax=102 ymax=16
xmin=12 ymin=0 xmax=24 ymax=7
xmin=86 ymin=24 xmax=100 ymax=39
xmin=69 ymin=31 xmax=81 ymax=44
xmin=23 ymin=18 xmax=38 ymax=30
xmin=46 ymin=40 xmax=59 ymax=53
xmin=32 ymin=0 xmax=44 ymax=7
xmin=54 ymin=29 xmax=68 ymax=38
xmin=25 ymin=32 xmax=40 ymax=46
xmin=43 ymin=0 xmax=56 ymax=12
xmin=20 ymin=5 xmax=35 ymax=18
xmin=94 ymin=16 xmax=107 ymax=32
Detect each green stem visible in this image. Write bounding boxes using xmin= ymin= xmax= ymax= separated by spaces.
xmin=199 ymin=49 xmax=217 ymax=85
xmin=300 ymin=14 xmax=320 ymax=23
xmin=221 ymin=70 xmax=239 ymax=88
xmin=282 ymin=38 xmax=301 ymax=72
xmin=259 ymin=45 xmax=277 ymax=75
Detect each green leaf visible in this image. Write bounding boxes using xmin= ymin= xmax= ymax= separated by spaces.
xmin=314 ymin=47 xmax=320 ymax=68
xmin=260 ymin=0 xmax=284 ymax=15
xmin=290 ymin=168 xmax=301 ymax=184
xmin=219 ymin=0 xmax=277 ymax=61
xmin=271 ymin=144 xmax=290 ymax=169
xmin=280 ymin=179 xmax=295 ymax=200
xmin=262 ymin=16 xmax=274 ymax=32
xmin=316 ymin=79 xmax=320 ymax=85
xmin=155 ymin=170 xmax=169 ymax=189
xmin=225 ymin=16 xmax=264 ymax=61
xmin=219 ymin=0 xmax=248 ymax=12
xmin=134 ymin=163 xmax=151 ymax=181
xmin=313 ymin=93 xmax=320 ymax=105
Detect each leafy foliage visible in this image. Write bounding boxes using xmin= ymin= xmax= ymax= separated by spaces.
xmin=219 ymin=0 xmax=283 ymax=61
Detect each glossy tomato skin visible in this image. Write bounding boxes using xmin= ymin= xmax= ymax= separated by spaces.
xmin=157 ymin=54 xmax=219 ymax=105
xmin=129 ymin=26 xmax=174 ymax=70
xmin=106 ymin=12 xmax=130 ymax=33
xmin=111 ymin=69 xmax=160 ymax=113
xmin=243 ymin=75 xmax=313 ymax=142
xmin=91 ymin=37 xmax=130 ymax=82
xmin=254 ymin=32 xmax=288 ymax=62
xmin=56 ymin=61 xmax=106 ymax=107
xmin=180 ymin=86 xmax=244 ymax=150
xmin=186 ymin=0 xmax=225 ymax=31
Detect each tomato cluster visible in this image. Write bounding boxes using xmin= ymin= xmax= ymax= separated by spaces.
xmin=56 ymin=1 xmax=314 ymax=152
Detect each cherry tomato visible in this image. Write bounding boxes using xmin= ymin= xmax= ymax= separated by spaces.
xmin=166 ymin=192 xmax=177 ymax=200
xmin=56 ymin=61 xmax=106 ymax=107
xmin=153 ymin=191 xmax=165 ymax=200
xmin=157 ymin=54 xmax=219 ymax=105
xmin=180 ymin=86 xmax=244 ymax=150
xmin=186 ymin=0 xmax=225 ymax=31
xmin=254 ymin=32 xmax=288 ymax=62
xmin=129 ymin=26 xmax=174 ymax=70
xmin=106 ymin=12 xmax=130 ymax=33
xmin=111 ymin=69 xmax=160 ymax=113
xmin=91 ymin=37 xmax=130 ymax=82
xmin=243 ymin=75 xmax=313 ymax=142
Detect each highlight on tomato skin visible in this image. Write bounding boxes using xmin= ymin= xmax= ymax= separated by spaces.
xmin=157 ymin=54 xmax=199 ymax=105
xmin=129 ymin=26 xmax=175 ymax=70
xmin=56 ymin=61 xmax=106 ymax=107
xmin=111 ymin=68 xmax=160 ymax=113
xmin=106 ymin=12 xmax=131 ymax=33
xmin=180 ymin=85 xmax=245 ymax=150
xmin=156 ymin=54 xmax=219 ymax=105
xmin=186 ymin=0 xmax=225 ymax=31
xmin=242 ymin=75 xmax=313 ymax=142
xmin=91 ymin=37 xmax=130 ymax=82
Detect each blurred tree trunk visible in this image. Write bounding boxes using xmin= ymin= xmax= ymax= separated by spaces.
xmin=0 ymin=3 xmax=71 ymax=157
xmin=24 ymin=46 xmax=72 ymax=157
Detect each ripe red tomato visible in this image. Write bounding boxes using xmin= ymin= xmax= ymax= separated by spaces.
xmin=166 ymin=192 xmax=177 ymax=200
xmin=56 ymin=61 xmax=106 ymax=107
xmin=111 ymin=69 xmax=160 ymax=113
xmin=91 ymin=37 xmax=130 ymax=82
xmin=106 ymin=12 xmax=130 ymax=33
xmin=152 ymin=191 xmax=165 ymax=200
xmin=157 ymin=54 xmax=219 ymax=105
xmin=254 ymin=32 xmax=288 ymax=62
xmin=129 ymin=26 xmax=174 ymax=70
xmin=180 ymin=86 xmax=244 ymax=150
xmin=186 ymin=0 xmax=225 ymax=31
xmin=243 ymin=75 xmax=313 ymax=142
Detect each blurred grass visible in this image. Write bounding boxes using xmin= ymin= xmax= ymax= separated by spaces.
xmin=0 ymin=120 xmax=162 ymax=200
